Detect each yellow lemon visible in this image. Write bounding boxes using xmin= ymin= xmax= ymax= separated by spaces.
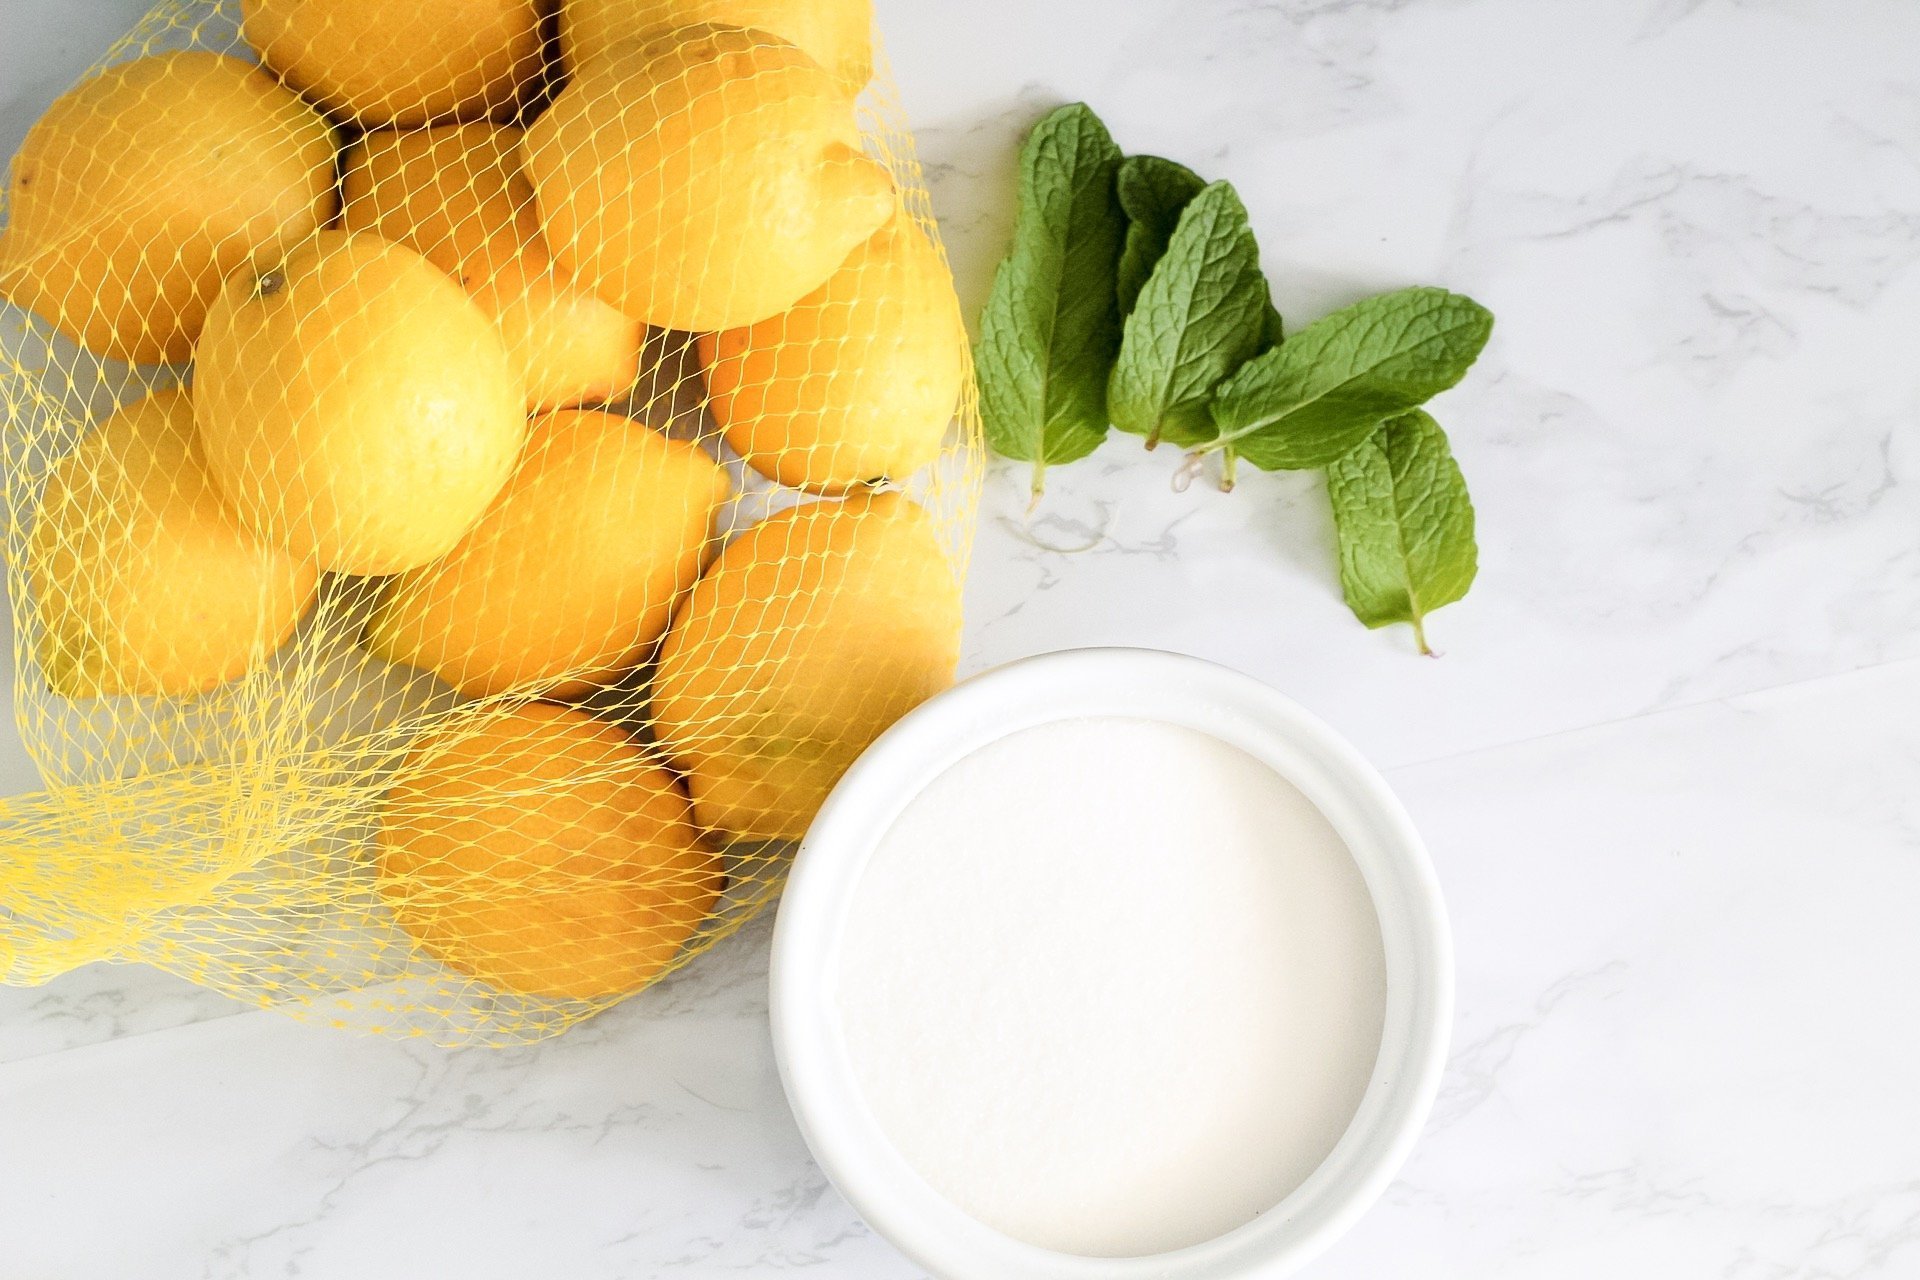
xmin=377 ymin=702 xmax=724 ymax=1001
xmin=241 ymin=0 xmax=545 ymax=128
xmin=698 ymin=214 xmax=964 ymax=491
xmin=366 ymin=409 xmax=731 ymax=699
xmin=340 ymin=124 xmax=645 ymax=411
xmin=651 ymin=491 xmax=961 ymax=841
xmin=559 ymin=0 xmax=873 ymax=90
xmin=28 ymin=389 xmax=319 ymax=698
xmin=521 ymin=23 xmax=895 ymax=331
xmin=0 ymin=51 xmax=335 ymax=365
xmin=193 ymin=231 xmax=527 ymax=577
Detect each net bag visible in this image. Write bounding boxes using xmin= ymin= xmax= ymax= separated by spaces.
xmin=0 ymin=0 xmax=981 ymax=1046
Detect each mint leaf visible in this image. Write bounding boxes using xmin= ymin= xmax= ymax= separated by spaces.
xmin=976 ymin=103 xmax=1127 ymax=501
xmin=1326 ymin=410 xmax=1478 ymax=654
xmin=1115 ymin=155 xmax=1282 ymax=340
xmin=1261 ymin=296 xmax=1287 ymax=348
xmin=1206 ymin=287 xmax=1492 ymax=471
xmin=1108 ymin=181 xmax=1273 ymax=450
xmin=1115 ymin=155 xmax=1206 ymax=316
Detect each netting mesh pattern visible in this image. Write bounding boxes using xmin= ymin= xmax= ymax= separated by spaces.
xmin=0 ymin=0 xmax=980 ymax=1045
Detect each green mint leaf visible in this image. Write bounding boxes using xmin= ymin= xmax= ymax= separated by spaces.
xmin=975 ymin=103 xmax=1127 ymax=501
xmin=1261 ymin=295 xmax=1287 ymax=348
xmin=1326 ymin=410 xmax=1478 ymax=654
xmin=1207 ymin=286 xmax=1493 ymax=470
xmin=1116 ymin=155 xmax=1283 ymax=343
xmin=1107 ymin=181 xmax=1273 ymax=450
xmin=1115 ymin=155 xmax=1205 ymax=316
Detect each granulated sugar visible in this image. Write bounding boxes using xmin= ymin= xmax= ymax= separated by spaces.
xmin=836 ymin=716 xmax=1387 ymax=1258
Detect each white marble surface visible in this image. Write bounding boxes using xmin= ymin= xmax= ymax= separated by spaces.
xmin=4 ymin=0 xmax=1920 ymax=1275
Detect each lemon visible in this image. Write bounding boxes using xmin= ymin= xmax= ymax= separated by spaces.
xmin=193 ymin=231 xmax=527 ymax=577
xmin=699 ymin=214 xmax=964 ymax=491
xmin=366 ymin=409 xmax=731 ymax=699
xmin=377 ymin=702 xmax=724 ymax=1001
xmin=241 ymin=0 xmax=544 ymax=128
xmin=522 ymin=23 xmax=895 ymax=331
xmin=341 ymin=124 xmax=645 ymax=411
xmin=0 ymin=51 xmax=335 ymax=365
xmin=28 ymin=389 xmax=319 ymax=698
xmin=560 ymin=0 xmax=873 ymax=90
xmin=651 ymin=491 xmax=962 ymax=841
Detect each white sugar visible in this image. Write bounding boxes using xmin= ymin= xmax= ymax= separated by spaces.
xmin=836 ymin=716 xmax=1387 ymax=1258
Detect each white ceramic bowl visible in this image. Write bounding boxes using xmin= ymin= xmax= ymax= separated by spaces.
xmin=770 ymin=647 xmax=1452 ymax=1279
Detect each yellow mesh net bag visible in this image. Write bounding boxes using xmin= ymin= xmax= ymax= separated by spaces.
xmin=0 ymin=0 xmax=981 ymax=1045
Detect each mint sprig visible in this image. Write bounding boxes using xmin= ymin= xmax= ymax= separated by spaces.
xmin=971 ymin=104 xmax=1492 ymax=651
xmin=975 ymin=103 xmax=1127 ymax=504
xmin=1326 ymin=410 xmax=1478 ymax=655
xmin=1108 ymin=181 xmax=1272 ymax=452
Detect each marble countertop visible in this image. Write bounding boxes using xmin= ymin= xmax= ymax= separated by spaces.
xmin=5 ymin=0 xmax=1920 ymax=1276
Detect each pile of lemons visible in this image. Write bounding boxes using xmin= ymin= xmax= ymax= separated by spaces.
xmin=0 ymin=0 xmax=967 ymax=1003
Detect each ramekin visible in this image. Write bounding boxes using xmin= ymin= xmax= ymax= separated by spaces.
xmin=769 ymin=647 xmax=1452 ymax=1279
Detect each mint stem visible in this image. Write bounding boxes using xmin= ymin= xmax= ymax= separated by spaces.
xmin=1028 ymin=456 xmax=1047 ymax=514
xmin=1221 ymin=448 xmax=1239 ymax=492
xmin=1171 ymin=451 xmax=1205 ymax=493
xmin=1413 ymin=615 xmax=1435 ymax=657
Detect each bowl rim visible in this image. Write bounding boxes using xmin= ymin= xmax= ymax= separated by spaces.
xmin=769 ymin=647 xmax=1454 ymax=1279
